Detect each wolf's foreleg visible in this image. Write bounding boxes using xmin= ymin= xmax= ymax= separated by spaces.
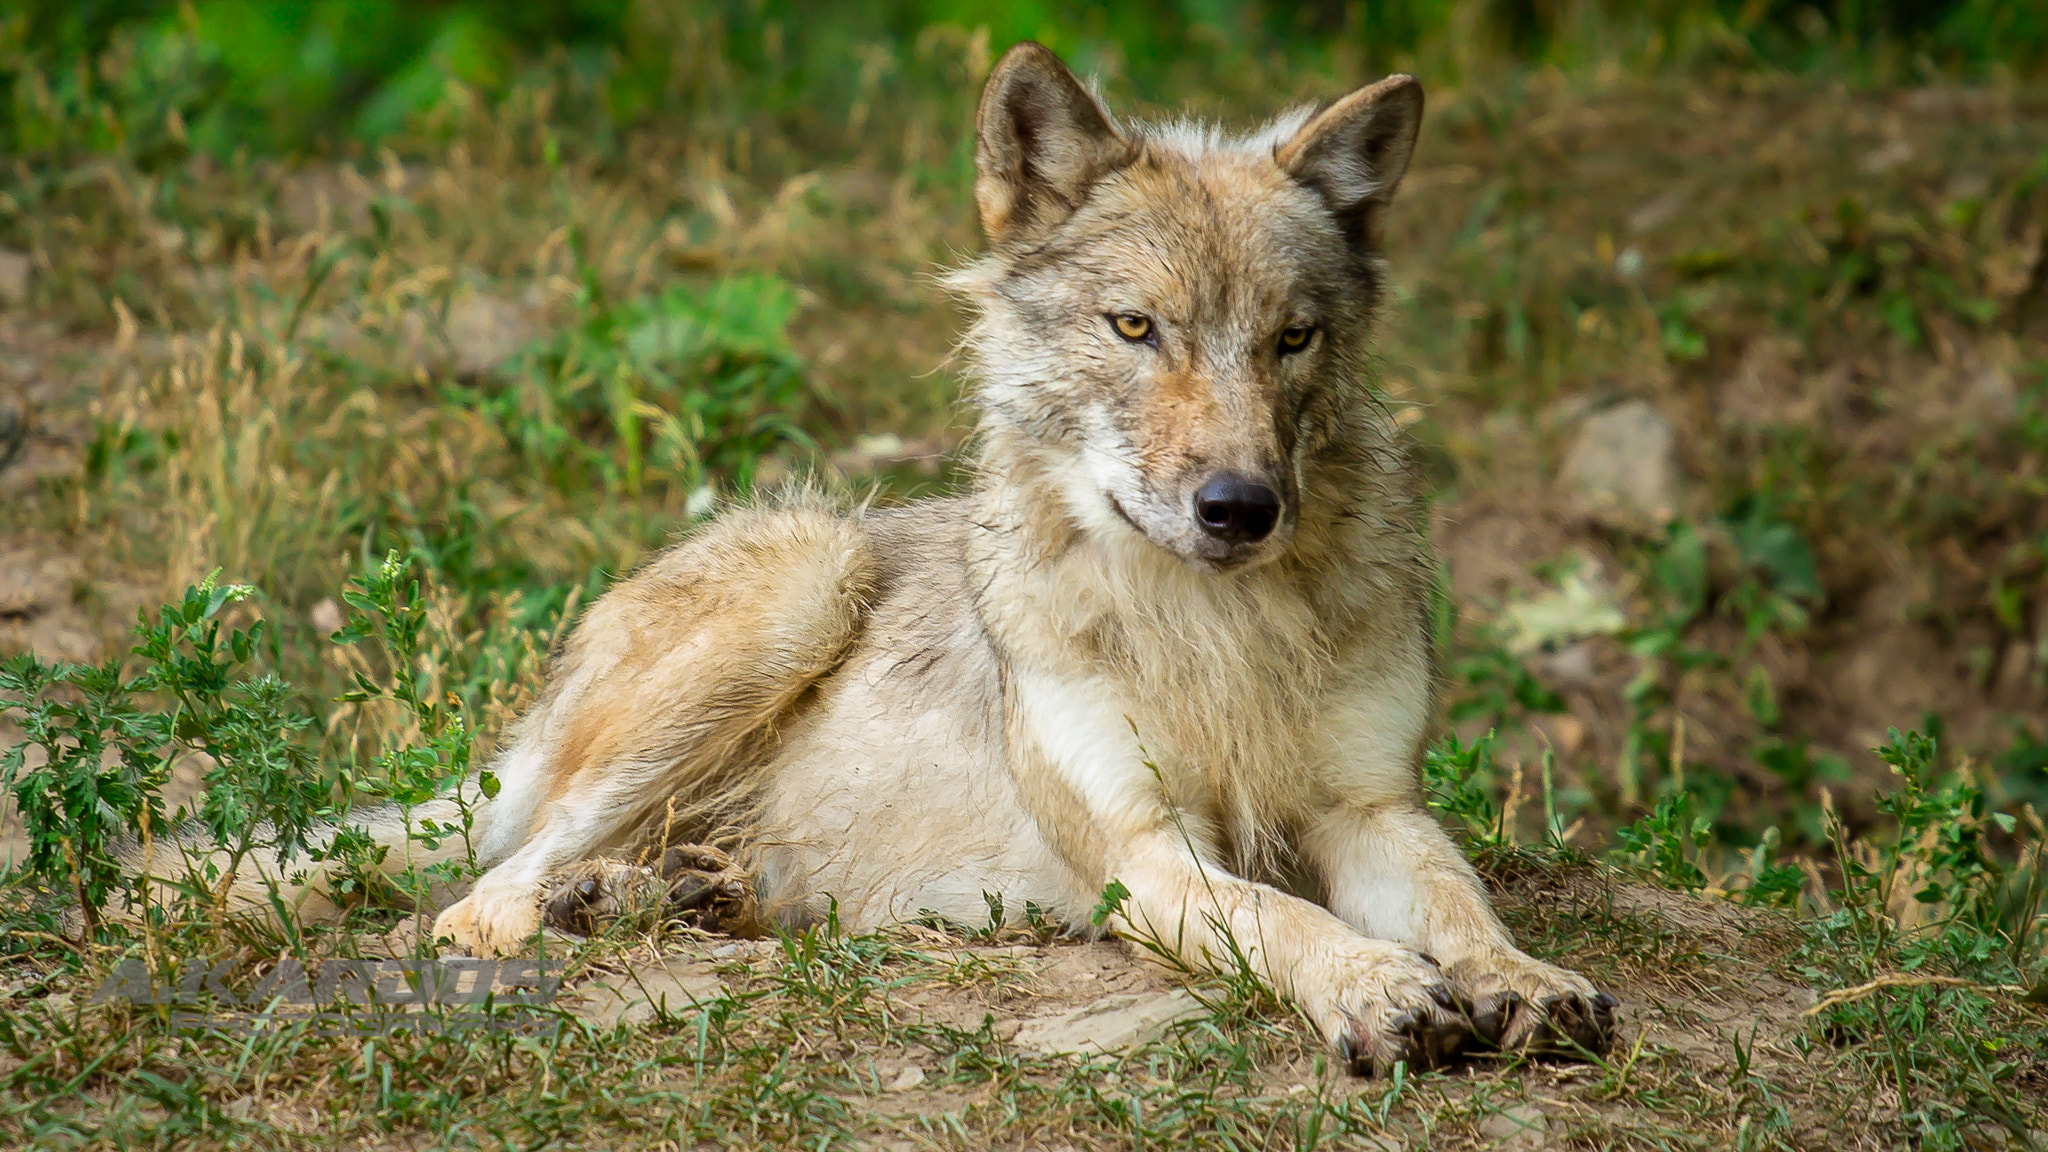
xmin=1304 ymin=801 xmax=1618 ymax=1055
xmin=1104 ymin=831 xmax=1471 ymax=1074
xmin=1009 ymin=671 xmax=1470 ymax=1074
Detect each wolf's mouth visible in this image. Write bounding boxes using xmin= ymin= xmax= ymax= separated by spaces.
xmin=1105 ymin=492 xmax=1259 ymax=570
xmin=1106 ymin=493 xmax=1146 ymax=535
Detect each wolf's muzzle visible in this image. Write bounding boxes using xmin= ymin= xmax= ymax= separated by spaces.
xmin=1194 ymin=473 xmax=1282 ymax=545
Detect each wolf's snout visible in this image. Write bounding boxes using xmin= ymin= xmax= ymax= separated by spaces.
xmin=1194 ymin=474 xmax=1281 ymax=544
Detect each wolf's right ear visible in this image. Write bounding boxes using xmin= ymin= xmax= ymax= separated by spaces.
xmin=974 ymin=42 xmax=1131 ymax=245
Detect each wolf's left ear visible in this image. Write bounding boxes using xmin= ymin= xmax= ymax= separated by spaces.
xmin=1276 ymin=74 xmax=1424 ymax=247
xmin=974 ymin=42 xmax=1132 ymax=244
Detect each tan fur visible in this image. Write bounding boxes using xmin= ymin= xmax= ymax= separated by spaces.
xmin=196 ymin=43 xmax=1615 ymax=1071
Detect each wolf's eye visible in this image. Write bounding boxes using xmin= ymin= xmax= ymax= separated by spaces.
xmin=1278 ymin=325 xmax=1315 ymax=354
xmin=1111 ymin=314 xmax=1154 ymax=342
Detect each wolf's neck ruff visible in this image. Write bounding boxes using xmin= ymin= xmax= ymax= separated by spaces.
xmin=943 ymin=61 xmax=1436 ymax=871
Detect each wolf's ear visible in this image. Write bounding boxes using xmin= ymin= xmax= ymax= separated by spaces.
xmin=1275 ymin=74 xmax=1423 ymax=247
xmin=974 ymin=42 xmax=1130 ymax=244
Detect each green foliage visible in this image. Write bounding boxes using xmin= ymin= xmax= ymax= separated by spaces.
xmin=1853 ymin=728 xmax=2031 ymax=952
xmin=330 ymin=551 xmax=493 ymax=917
xmin=1613 ymin=790 xmax=1713 ymax=890
xmin=1089 ymin=878 xmax=1131 ymax=927
xmin=1720 ymin=496 xmax=1825 ymax=644
xmin=7 ymin=0 xmax=2048 ymax=172
xmin=491 ymin=274 xmax=810 ymax=497
xmin=1444 ymin=642 xmax=1566 ymax=731
xmin=0 ymin=556 xmax=507 ymax=944
xmin=0 ymin=574 xmax=332 ymax=936
xmin=1422 ymin=732 xmax=1505 ymax=844
xmin=1794 ymin=727 xmax=2048 ymax=1149
xmin=1733 ymin=826 xmax=1808 ymax=907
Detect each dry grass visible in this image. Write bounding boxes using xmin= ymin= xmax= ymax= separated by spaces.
xmin=1 ymin=33 xmax=2045 ymax=1152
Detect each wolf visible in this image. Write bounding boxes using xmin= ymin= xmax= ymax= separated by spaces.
xmin=259 ymin=43 xmax=1616 ymax=1074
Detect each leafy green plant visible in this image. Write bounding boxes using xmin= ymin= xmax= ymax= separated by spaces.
xmin=492 ymin=274 xmax=811 ymax=497
xmin=0 ymin=574 xmax=335 ymax=939
xmin=1423 ymin=732 xmax=1506 ymax=845
xmin=1719 ymin=496 xmax=1825 ymax=645
xmin=1731 ymin=826 xmax=1808 ymax=907
xmin=1613 ymin=790 xmax=1713 ymax=890
xmin=329 ymin=551 xmax=496 ymax=926
xmin=1840 ymin=729 xmax=2027 ymax=953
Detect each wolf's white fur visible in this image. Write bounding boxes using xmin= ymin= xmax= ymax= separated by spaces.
xmin=168 ymin=43 xmax=1613 ymax=1073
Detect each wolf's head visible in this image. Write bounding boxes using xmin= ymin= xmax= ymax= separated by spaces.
xmin=951 ymin=43 xmax=1421 ymax=572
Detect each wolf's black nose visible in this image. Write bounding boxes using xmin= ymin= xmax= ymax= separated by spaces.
xmin=1194 ymin=474 xmax=1281 ymax=544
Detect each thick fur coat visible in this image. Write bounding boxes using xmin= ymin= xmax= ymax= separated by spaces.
xmin=201 ymin=43 xmax=1617 ymax=1074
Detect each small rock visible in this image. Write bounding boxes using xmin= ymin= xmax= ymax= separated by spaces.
xmin=1961 ymin=361 xmax=2017 ymax=424
xmin=1477 ymin=1103 xmax=1549 ymax=1150
xmin=308 ymin=598 xmax=344 ymax=636
xmin=0 ymin=249 xmax=30 ymax=306
xmin=1859 ymin=138 xmax=1914 ymax=175
xmin=0 ymin=549 xmax=79 ymax=618
xmin=1559 ymin=399 xmax=1681 ymax=533
xmin=1012 ymin=990 xmax=1206 ymax=1057
xmin=571 ymin=960 xmax=723 ymax=1028
xmin=1625 ymin=187 xmax=1688 ymax=234
xmin=1721 ymin=338 xmax=1802 ymax=427
xmin=1534 ymin=640 xmax=1598 ymax=686
xmin=828 ymin=431 xmax=957 ymax=478
xmin=442 ymin=294 xmax=541 ymax=377
xmin=883 ymin=1064 xmax=926 ymax=1092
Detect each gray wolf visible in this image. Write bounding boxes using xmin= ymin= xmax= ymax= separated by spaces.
xmin=244 ymin=42 xmax=1618 ymax=1074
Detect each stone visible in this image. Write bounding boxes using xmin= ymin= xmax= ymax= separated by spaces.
xmin=0 ymin=250 xmax=30 ymax=306
xmin=442 ymin=294 xmax=541 ymax=377
xmin=0 ymin=548 xmax=79 ymax=619
xmin=1477 ymin=1103 xmax=1550 ymax=1150
xmin=1961 ymin=360 xmax=2018 ymax=424
xmin=1559 ymin=399 xmax=1681 ymax=533
xmin=882 ymin=1064 xmax=926 ymax=1092
xmin=570 ymin=959 xmax=724 ymax=1028
xmin=1011 ymin=990 xmax=1206 ymax=1057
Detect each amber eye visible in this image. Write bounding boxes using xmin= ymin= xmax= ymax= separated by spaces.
xmin=1111 ymin=314 xmax=1153 ymax=342
xmin=1278 ymin=325 xmax=1315 ymax=354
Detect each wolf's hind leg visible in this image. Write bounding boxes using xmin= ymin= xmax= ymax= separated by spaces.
xmin=541 ymin=845 xmax=762 ymax=939
xmin=432 ymin=500 xmax=875 ymax=954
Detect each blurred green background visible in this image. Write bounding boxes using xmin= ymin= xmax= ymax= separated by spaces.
xmin=7 ymin=0 xmax=2047 ymax=165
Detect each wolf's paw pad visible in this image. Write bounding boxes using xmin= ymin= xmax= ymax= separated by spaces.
xmin=1323 ymin=949 xmax=1473 ymax=1077
xmin=1337 ymin=981 xmax=1471 ymax=1077
xmin=1452 ymin=958 xmax=1619 ymax=1059
xmin=539 ymin=847 xmax=763 ymax=940
xmin=657 ymin=845 xmax=763 ymax=939
xmin=540 ymin=860 xmax=665 ymax=937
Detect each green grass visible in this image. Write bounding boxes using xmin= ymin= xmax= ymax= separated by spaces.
xmin=1 ymin=2 xmax=2047 ymax=1146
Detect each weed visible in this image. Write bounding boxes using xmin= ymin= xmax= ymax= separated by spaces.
xmin=0 ymin=574 xmax=331 ymax=941
xmin=1613 ymin=790 xmax=1713 ymax=891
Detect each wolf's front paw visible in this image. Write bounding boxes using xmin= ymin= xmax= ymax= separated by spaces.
xmin=1308 ymin=943 xmax=1473 ymax=1077
xmin=432 ymin=888 xmax=543 ymax=956
xmin=539 ymin=846 xmax=764 ymax=940
xmin=1446 ymin=952 xmax=1617 ymax=1058
xmin=541 ymin=860 xmax=667 ymax=936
